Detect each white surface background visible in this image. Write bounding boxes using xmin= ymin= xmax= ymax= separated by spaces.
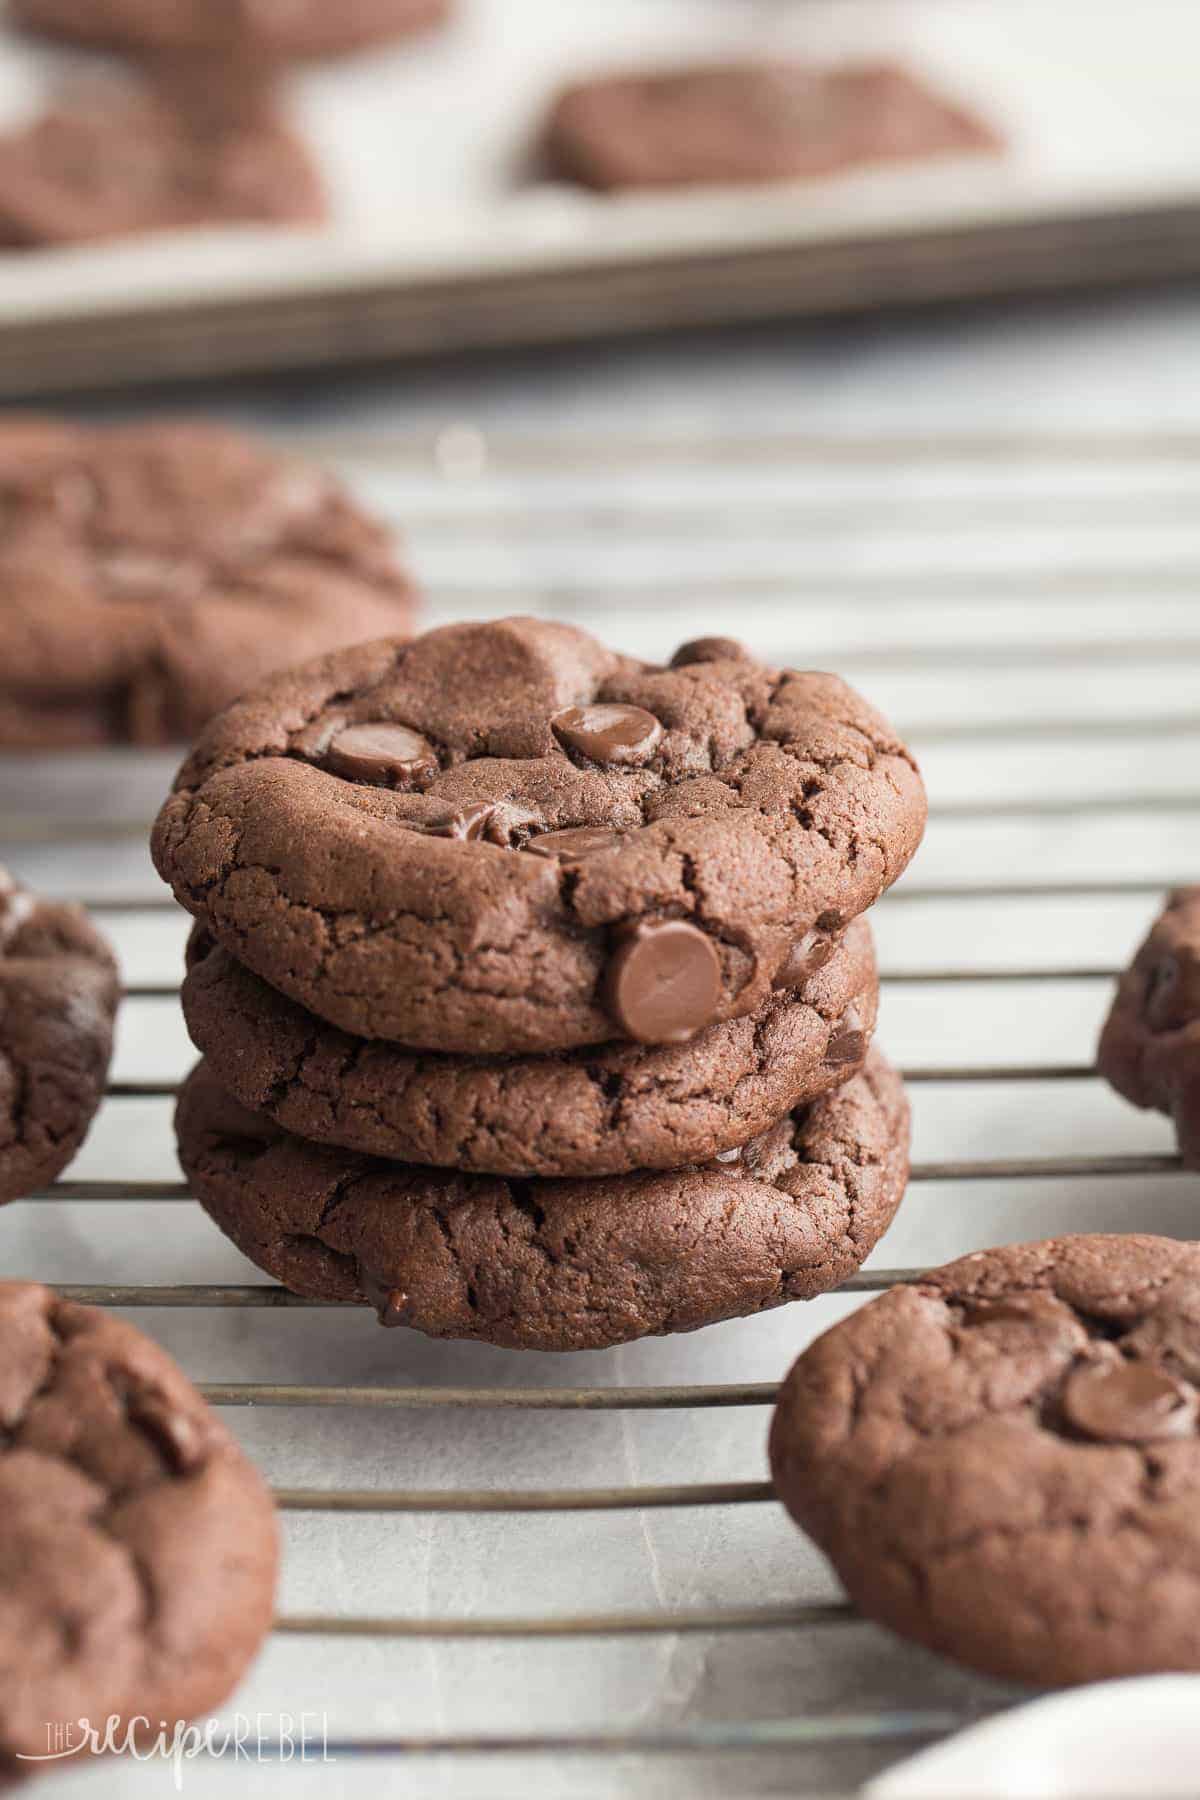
xmin=0 ymin=279 xmax=1197 ymax=1796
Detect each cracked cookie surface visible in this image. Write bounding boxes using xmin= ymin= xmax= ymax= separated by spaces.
xmin=544 ymin=60 xmax=1001 ymax=192
xmin=181 ymin=915 xmax=878 ymax=1177
xmin=0 ymin=1281 xmax=278 ymax=1767
xmin=177 ymin=1046 xmax=909 ymax=1352
xmin=0 ymin=418 xmax=415 ymax=746
xmin=0 ymin=868 xmax=119 ymax=1207
xmin=0 ymin=75 xmax=326 ymax=250
xmin=770 ymin=1233 xmax=1200 ymax=1688
xmin=152 ymin=618 xmax=924 ymax=1054
xmin=13 ymin=0 xmax=450 ymax=59
xmin=1099 ymin=888 xmax=1200 ymax=1167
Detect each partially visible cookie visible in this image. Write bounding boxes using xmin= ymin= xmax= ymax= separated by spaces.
xmin=1099 ymin=888 xmax=1200 ymax=1166
xmin=0 ymin=418 xmax=416 ymax=746
xmin=0 ymin=869 xmax=119 ymax=1207
xmin=177 ymin=1047 xmax=910 ymax=1352
xmin=0 ymin=1282 xmax=278 ymax=1769
xmin=770 ymin=1234 xmax=1200 ymax=1688
xmin=0 ymin=76 xmax=326 ymax=249
xmin=13 ymin=0 xmax=450 ymax=59
xmin=180 ymin=915 xmax=878 ymax=1177
xmin=544 ymin=60 xmax=1001 ymax=192
xmin=152 ymin=619 xmax=925 ymax=1053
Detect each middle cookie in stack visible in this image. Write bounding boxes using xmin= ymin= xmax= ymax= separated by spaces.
xmin=157 ymin=617 xmax=926 ymax=1351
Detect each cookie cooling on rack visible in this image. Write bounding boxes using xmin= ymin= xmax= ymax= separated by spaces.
xmin=152 ymin=618 xmax=926 ymax=1055
xmin=0 ymin=868 xmax=119 ymax=1207
xmin=1099 ymin=888 xmax=1200 ymax=1166
xmin=0 ymin=418 xmax=416 ymax=746
xmin=771 ymin=1234 xmax=1200 ymax=1687
xmin=0 ymin=1282 xmax=278 ymax=1767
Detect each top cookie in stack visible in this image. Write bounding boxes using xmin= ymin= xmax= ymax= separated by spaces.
xmin=157 ymin=617 xmax=926 ymax=1350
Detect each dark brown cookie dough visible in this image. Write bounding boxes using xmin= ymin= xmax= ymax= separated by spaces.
xmin=13 ymin=0 xmax=450 ymax=60
xmin=0 ymin=76 xmax=326 ymax=249
xmin=152 ymin=619 xmax=925 ymax=1054
xmin=0 ymin=869 xmax=119 ymax=1208
xmin=176 ymin=1047 xmax=910 ymax=1352
xmin=544 ymin=59 xmax=1001 ymax=192
xmin=0 ymin=1282 xmax=278 ymax=1769
xmin=770 ymin=1234 xmax=1200 ymax=1689
xmin=0 ymin=418 xmax=415 ymax=747
xmin=181 ymin=916 xmax=878 ymax=1177
xmin=1099 ymin=888 xmax=1200 ymax=1167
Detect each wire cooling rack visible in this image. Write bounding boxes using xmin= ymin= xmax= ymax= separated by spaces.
xmin=2 ymin=426 xmax=1197 ymax=1796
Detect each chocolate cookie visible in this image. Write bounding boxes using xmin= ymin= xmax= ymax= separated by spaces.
xmin=0 ymin=419 xmax=415 ymax=746
xmin=177 ymin=1047 xmax=910 ymax=1352
xmin=1099 ymin=889 xmax=1200 ymax=1167
xmin=152 ymin=620 xmax=924 ymax=1054
xmin=0 ymin=76 xmax=326 ymax=249
xmin=181 ymin=916 xmax=877 ymax=1177
xmin=0 ymin=869 xmax=119 ymax=1208
xmin=0 ymin=1282 xmax=278 ymax=1771
xmin=544 ymin=60 xmax=1001 ymax=192
xmin=13 ymin=0 xmax=450 ymax=59
xmin=770 ymin=1233 xmax=1200 ymax=1688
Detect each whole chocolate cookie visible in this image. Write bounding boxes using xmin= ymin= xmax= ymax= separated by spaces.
xmin=181 ymin=916 xmax=877 ymax=1177
xmin=0 ymin=76 xmax=326 ymax=250
xmin=177 ymin=1047 xmax=910 ymax=1352
xmin=1099 ymin=889 xmax=1200 ymax=1167
xmin=0 ymin=419 xmax=415 ymax=747
xmin=544 ymin=59 xmax=1001 ymax=192
xmin=771 ymin=1234 xmax=1200 ymax=1688
xmin=0 ymin=1282 xmax=278 ymax=1770
xmin=0 ymin=869 xmax=119 ymax=1207
xmin=13 ymin=0 xmax=450 ymax=59
xmin=153 ymin=620 xmax=924 ymax=1054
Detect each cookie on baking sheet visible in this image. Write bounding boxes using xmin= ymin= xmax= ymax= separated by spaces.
xmin=544 ymin=60 xmax=1001 ymax=192
xmin=0 ymin=869 xmax=119 ymax=1207
xmin=770 ymin=1234 xmax=1200 ymax=1688
xmin=1099 ymin=888 xmax=1200 ymax=1167
xmin=0 ymin=1282 xmax=278 ymax=1769
xmin=152 ymin=619 xmax=925 ymax=1055
xmin=12 ymin=0 xmax=451 ymax=59
xmin=181 ymin=914 xmax=879 ymax=1177
xmin=177 ymin=1047 xmax=910 ymax=1352
xmin=0 ymin=418 xmax=416 ymax=747
xmin=0 ymin=76 xmax=326 ymax=248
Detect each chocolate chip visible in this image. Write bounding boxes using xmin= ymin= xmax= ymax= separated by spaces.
xmin=362 ymin=1279 xmax=411 ymax=1329
xmin=1061 ymin=1359 xmax=1197 ymax=1443
xmin=420 ymin=801 xmax=536 ymax=846
xmin=773 ymin=929 xmax=837 ymax=989
xmin=551 ymin=703 xmax=663 ymax=768
xmin=603 ymin=919 xmax=722 ymax=1045
xmin=524 ymin=826 xmax=628 ymax=861
xmin=670 ymin=636 xmax=748 ymax=667
xmin=326 ymin=723 xmax=439 ymax=789
xmin=825 ymin=1005 xmax=866 ymax=1066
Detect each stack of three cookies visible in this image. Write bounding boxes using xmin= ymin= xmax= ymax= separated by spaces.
xmin=156 ymin=618 xmax=927 ymax=1353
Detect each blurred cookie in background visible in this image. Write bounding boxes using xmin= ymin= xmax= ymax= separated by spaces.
xmin=11 ymin=0 xmax=452 ymax=61
xmin=544 ymin=60 xmax=1002 ymax=192
xmin=0 ymin=71 xmax=326 ymax=248
xmin=0 ymin=418 xmax=418 ymax=746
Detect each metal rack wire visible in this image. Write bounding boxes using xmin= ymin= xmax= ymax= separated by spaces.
xmin=4 ymin=423 xmax=1197 ymax=1790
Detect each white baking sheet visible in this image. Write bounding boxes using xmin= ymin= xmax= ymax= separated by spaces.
xmin=0 ymin=0 xmax=1198 ymax=329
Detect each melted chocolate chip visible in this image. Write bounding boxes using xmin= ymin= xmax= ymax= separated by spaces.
xmin=326 ymin=723 xmax=439 ymax=789
xmin=603 ymin=919 xmax=722 ymax=1045
xmin=551 ymin=703 xmax=663 ymax=768
xmin=524 ymin=826 xmax=628 ymax=861
xmin=362 ymin=1280 xmax=411 ymax=1329
xmin=1061 ymin=1358 xmax=1197 ymax=1443
xmin=670 ymin=636 xmax=748 ymax=667
xmin=773 ymin=929 xmax=837 ymax=990
xmin=420 ymin=801 xmax=536 ymax=847
xmin=825 ymin=1005 xmax=866 ymax=1066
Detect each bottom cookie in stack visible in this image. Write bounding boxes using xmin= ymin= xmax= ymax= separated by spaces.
xmin=176 ymin=1045 xmax=910 ymax=1353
